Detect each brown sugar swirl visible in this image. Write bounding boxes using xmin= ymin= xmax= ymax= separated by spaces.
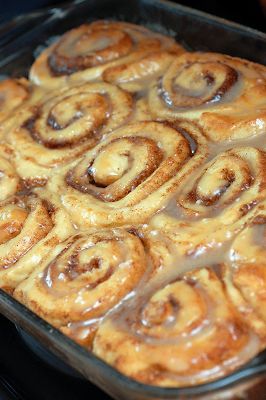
xmin=160 ymin=60 xmax=238 ymax=108
xmin=0 ymin=190 xmax=74 ymax=293
xmin=178 ymin=147 xmax=265 ymax=218
xmin=48 ymin=23 xmax=134 ymax=76
xmin=66 ymin=136 xmax=164 ymax=202
xmin=93 ymin=267 xmax=260 ymax=387
xmin=149 ymin=52 xmax=266 ymax=141
xmin=14 ymin=228 xmax=148 ymax=346
xmin=3 ymin=19 xmax=266 ymax=391
xmin=148 ymin=147 xmax=266 ymax=258
xmin=30 ymin=21 xmax=184 ymax=90
xmin=50 ymin=120 xmax=208 ymax=227
xmin=3 ymin=82 xmax=132 ymax=185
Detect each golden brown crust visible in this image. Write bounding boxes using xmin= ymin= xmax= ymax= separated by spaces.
xmin=93 ymin=268 xmax=260 ymax=387
xmin=14 ymin=228 xmax=148 ymax=346
xmin=0 ymin=190 xmax=74 ymax=292
xmin=50 ymin=120 xmax=208 ymax=227
xmin=148 ymin=52 xmax=266 ymax=141
xmin=1 ymin=20 xmax=266 ymax=390
xmin=2 ymin=82 xmax=132 ymax=185
xmin=30 ymin=21 xmax=185 ymax=90
xmin=223 ymin=202 xmax=266 ymax=341
xmin=147 ymin=147 xmax=266 ymax=259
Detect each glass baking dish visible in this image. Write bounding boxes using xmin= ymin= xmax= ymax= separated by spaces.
xmin=0 ymin=0 xmax=266 ymax=398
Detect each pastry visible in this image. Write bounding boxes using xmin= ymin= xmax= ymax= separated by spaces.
xmin=2 ymin=82 xmax=132 ymax=185
xmin=93 ymin=268 xmax=260 ymax=387
xmin=50 ymin=120 xmax=208 ymax=227
xmin=0 ymin=19 xmax=265 ymax=390
xmin=0 ymin=189 xmax=74 ymax=293
xmin=223 ymin=202 xmax=266 ymax=340
xmin=148 ymin=147 xmax=266 ymax=258
xmin=14 ymin=228 xmax=148 ymax=346
xmin=148 ymin=52 xmax=266 ymax=141
xmin=30 ymin=21 xmax=184 ymax=91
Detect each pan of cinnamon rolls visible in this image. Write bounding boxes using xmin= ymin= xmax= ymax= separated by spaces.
xmin=0 ymin=1 xmax=266 ymax=398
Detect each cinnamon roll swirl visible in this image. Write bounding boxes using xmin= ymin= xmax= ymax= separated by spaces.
xmin=148 ymin=147 xmax=266 ymax=257
xmin=93 ymin=267 xmax=260 ymax=387
xmin=223 ymin=202 xmax=266 ymax=341
xmin=2 ymin=19 xmax=266 ymax=390
xmin=149 ymin=52 xmax=266 ymax=141
xmin=14 ymin=228 xmax=147 ymax=346
xmin=30 ymin=21 xmax=184 ymax=90
xmin=51 ymin=120 xmax=208 ymax=227
xmin=0 ymin=190 xmax=74 ymax=293
xmin=0 ymin=78 xmax=29 ymax=125
xmin=3 ymin=82 xmax=132 ymax=185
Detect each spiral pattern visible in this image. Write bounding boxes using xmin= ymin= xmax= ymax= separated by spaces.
xmin=2 ymin=19 xmax=266 ymax=389
xmin=4 ymin=82 xmax=132 ymax=185
xmin=50 ymin=120 xmax=208 ymax=227
xmin=102 ymin=50 xmax=181 ymax=93
xmin=148 ymin=147 xmax=266 ymax=257
xmin=0 ymin=78 xmax=29 ymax=125
xmin=14 ymin=228 xmax=147 ymax=345
xmin=0 ymin=190 xmax=74 ymax=293
xmin=148 ymin=52 xmax=266 ymax=141
xmin=178 ymin=147 xmax=266 ymax=219
xmin=30 ymin=21 xmax=184 ymax=90
xmin=93 ymin=267 xmax=259 ymax=387
xmin=223 ymin=202 xmax=266 ymax=341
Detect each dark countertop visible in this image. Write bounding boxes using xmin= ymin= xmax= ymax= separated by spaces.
xmin=0 ymin=314 xmax=111 ymax=400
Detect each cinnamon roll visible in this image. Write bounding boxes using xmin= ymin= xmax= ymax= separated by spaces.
xmin=148 ymin=147 xmax=266 ymax=257
xmin=93 ymin=267 xmax=260 ymax=387
xmin=223 ymin=202 xmax=266 ymax=341
xmin=1 ymin=19 xmax=266 ymax=390
xmin=0 ymin=190 xmax=74 ymax=293
xmin=3 ymin=82 xmax=132 ymax=185
xmin=0 ymin=78 xmax=29 ymax=125
xmin=14 ymin=228 xmax=148 ymax=346
xmin=30 ymin=21 xmax=184 ymax=90
xmin=149 ymin=52 xmax=266 ymax=141
xmin=50 ymin=120 xmax=208 ymax=227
